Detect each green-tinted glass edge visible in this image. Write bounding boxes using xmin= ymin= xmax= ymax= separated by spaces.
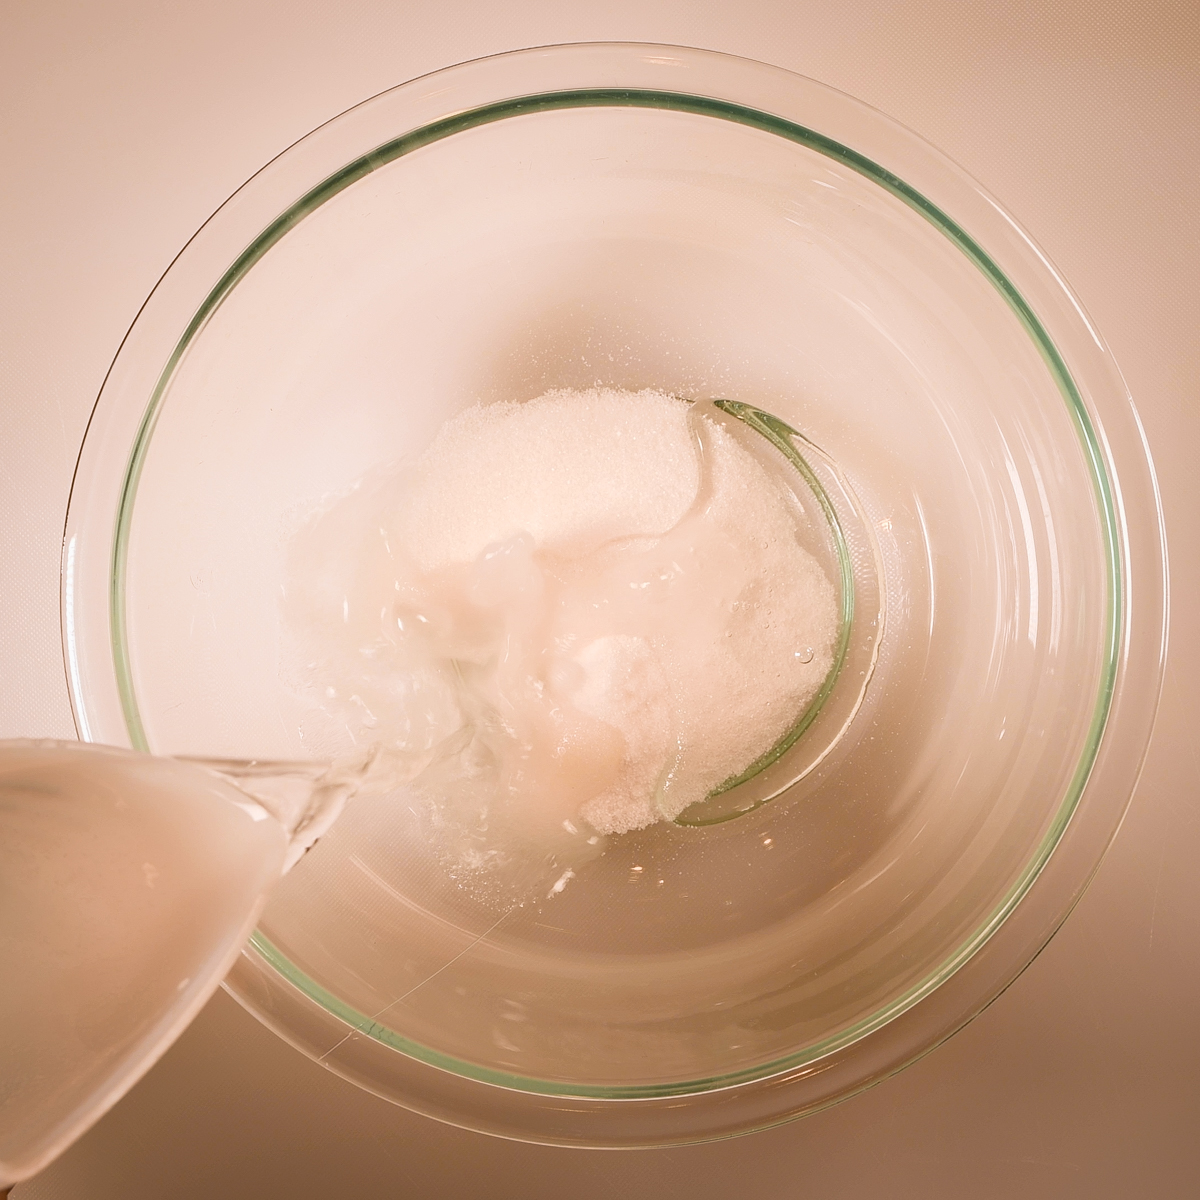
xmin=109 ymin=87 xmax=1121 ymax=1100
xmin=675 ymin=400 xmax=857 ymax=825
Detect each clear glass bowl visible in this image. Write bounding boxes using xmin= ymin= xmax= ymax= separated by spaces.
xmin=62 ymin=43 xmax=1167 ymax=1145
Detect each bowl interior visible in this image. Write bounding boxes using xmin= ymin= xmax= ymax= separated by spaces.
xmin=112 ymin=96 xmax=1113 ymax=1093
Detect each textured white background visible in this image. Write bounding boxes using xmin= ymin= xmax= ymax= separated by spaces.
xmin=3 ymin=1 xmax=1198 ymax=1196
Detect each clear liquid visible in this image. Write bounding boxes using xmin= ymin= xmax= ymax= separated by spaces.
xmin=279 ymin=392 xmax=838 ymax=906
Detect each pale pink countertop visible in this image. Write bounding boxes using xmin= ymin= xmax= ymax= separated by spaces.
xmin=3 ymin=2 xmax=1197 ymax=1196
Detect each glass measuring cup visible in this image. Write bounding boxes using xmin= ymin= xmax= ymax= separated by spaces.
xmin=0 ymin=739 xmax=373 ymax=1192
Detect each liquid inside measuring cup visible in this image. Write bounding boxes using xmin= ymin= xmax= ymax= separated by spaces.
xmin=0 ymin=740 xmax=381 ymax=1190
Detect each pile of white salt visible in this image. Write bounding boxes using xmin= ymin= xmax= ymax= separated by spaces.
xmin=284 ymin=388 xmax=837 ymax=842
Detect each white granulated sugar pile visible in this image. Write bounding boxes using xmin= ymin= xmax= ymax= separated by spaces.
xmin=397 ymin=388 xmax=701 ymax=572
xmin=285 ymin=387 xmax=838 ymax=859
